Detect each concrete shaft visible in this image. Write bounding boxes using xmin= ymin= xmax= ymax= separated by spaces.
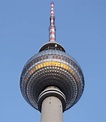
xmin=40 ymin=96 xmax=63 ymax=122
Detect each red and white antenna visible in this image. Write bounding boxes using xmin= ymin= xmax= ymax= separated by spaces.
xmin=49 ymin=2 xmax=56 ymax=42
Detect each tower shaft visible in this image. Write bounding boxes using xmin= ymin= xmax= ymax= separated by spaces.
xmin=38 ymin=86 xmax=66 ymax=122
xmin=41 ymin=96 xmax=63 ymax=122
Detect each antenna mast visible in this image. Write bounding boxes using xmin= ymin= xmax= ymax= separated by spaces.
xmin=49 ymin=2 xmax=56 ymax=42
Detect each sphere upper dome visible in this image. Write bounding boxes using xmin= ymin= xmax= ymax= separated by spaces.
xmin=39 ymin=42 xmax=66 ymax=52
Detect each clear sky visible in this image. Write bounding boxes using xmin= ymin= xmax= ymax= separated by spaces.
xmin=0 ymin=0 xmax=106 ymax=122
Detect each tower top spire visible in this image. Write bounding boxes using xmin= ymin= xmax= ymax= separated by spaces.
xmin=49 ymin=2 xmax=56 ymax=42
xmin=39 ymin=2 xmax=65 ymax=52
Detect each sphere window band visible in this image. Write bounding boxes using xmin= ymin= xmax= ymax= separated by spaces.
xmin=23 ymin=61 xmax=81 ymax=84
xmin=22 ymin=54 xmax=82 ymax=79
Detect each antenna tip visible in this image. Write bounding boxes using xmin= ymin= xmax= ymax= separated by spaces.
xmin=51 ymin=2 xmax=54 ymax=6
xmin=51 ymin=2 xmax=54 ymax=4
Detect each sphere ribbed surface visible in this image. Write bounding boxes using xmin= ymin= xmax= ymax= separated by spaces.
xmin=20 ymin=49 xmax=84 ymax=111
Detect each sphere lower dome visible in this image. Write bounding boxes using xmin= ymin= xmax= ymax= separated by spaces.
xmin=20 ymin=49 xmax=84 ymax=111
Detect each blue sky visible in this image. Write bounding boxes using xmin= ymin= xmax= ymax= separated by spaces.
xmin=0 ymin=0 xmax=106 ymax=122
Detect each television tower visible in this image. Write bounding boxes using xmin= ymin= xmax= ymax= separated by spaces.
xmin=20 ymin=2 xmax=84 ymax=122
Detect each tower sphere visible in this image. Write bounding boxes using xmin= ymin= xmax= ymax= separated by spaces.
xmin=20 ymin=2 xmax=84 ymax=112
xmin=20 ymin=41 xmax=84 ymax=111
